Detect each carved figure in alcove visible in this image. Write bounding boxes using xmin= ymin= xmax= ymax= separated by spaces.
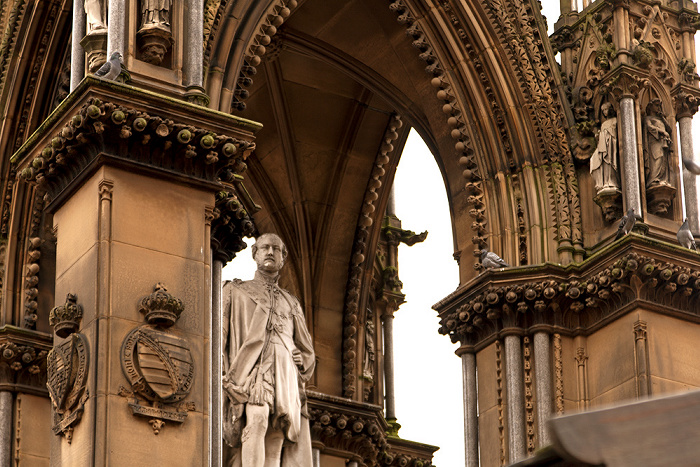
xmin=84 ymin=0 xmax=106 ymax=34
xmin=362 ymin=308 xmax=376 ymax=402
xmin=590 ymin=102 xmax=620 ymax=193
xmin=140 ymin=0 xmax=172 ymax=30
xmin=222 ymin=233 xmax=315 ymax=467
xmin=643 ymin=99 xmax=673 ymax=188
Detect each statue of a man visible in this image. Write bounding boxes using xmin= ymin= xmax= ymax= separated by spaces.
xmin=84 ymin=0 xmax=106 ymax=34
xmin=222 ymin=233 xmax=315 ymax=467
xmin=643 ymin=99 xmax=673 ymax=187
xmin=590 ymin=102 xmax=619 ymax=192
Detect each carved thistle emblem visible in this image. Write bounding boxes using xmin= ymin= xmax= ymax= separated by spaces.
xmin=119 ymin=284 xmax=194 ymax=434
xmin=47 ymin=333 xmax=89 ymax=443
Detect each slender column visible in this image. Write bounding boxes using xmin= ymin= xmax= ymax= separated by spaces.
xmin=70 ymin=0 xmax=86 ymax=91
xmin=458 ymin=347 xmax=478 ymax=467
xmin=184 ymin=0 xmax=204 ymax=89
xmin=0 ymin=391 xmax=12 ymax=467
xmin=312 ymin=448 xmax=321 ymax=467
xmin=504 ymin=334 xmax=525 ymax=463
xmin=382 ymin=313 xmax=396 ymax=420
xmin=533 ymin=332 xmax=552 ymax=446
xmin=106 ymin=0 xmax=126 ymax=57
xmin=619 ymin=96 xmax=643 ymax=216
xmin=347 ymin=461 xmax=359 ymax=467
xmin=679 ymin=116 xmax=699 ymax=234
xmin=634 ymin=321 xmax=651 ymax=397
xmin=211 ymin=257 xmax=224 ymax=467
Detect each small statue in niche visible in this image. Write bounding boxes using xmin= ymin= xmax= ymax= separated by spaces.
xmin=140 ymin=0 xmax=172 ymax=30
xmin=643 ymin=98 xmax=673 ymax=188
xmin=590 ymin=102 xmax=620 ymax=193
xmin=84 ymin=0 xmax=106 ymax=34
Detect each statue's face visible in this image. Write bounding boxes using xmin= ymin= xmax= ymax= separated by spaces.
xmin=254 ymin=235 xmax=286 ymax=273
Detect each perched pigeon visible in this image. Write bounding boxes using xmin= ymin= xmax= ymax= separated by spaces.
xmin=614 ymin=208 xmax=636 ymax=240
xmin=683 ymin=157 xmax=700 ymax=175
xmin=677 ymin=218 xmax=697 ymax=251
xmin=94 ymin=52 xmax=122 ymax=80
xmin=480 ymin=249 xmax=509 ymax=269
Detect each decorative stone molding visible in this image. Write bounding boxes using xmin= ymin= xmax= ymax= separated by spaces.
xmin=308 ymin=391 xmax=436 ymax=467
xmin=49 ymin=294 xmax=83 ymax=338
xmin=553 ymin=333 xmax=564 ymax=415
xmin=12 ymin=78 xmax=259 ymax=207
xmin=0 ymin=326 xmax=52 ymax=394
xmin=210 ymin=182 xmax=257 ymax=263
xmin=434 ymin=235 xmax=700 ymax=347
xmin=342 ymin=114 xmax=402 ymax=399
xmin=230 ymin=0 xmax=299 ymax=111
xmin=120 ymin=284 xmax=195 ymax=434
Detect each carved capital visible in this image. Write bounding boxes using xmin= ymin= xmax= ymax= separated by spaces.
xmin=672 ymin=85 xmax=700 ymax=118
xmin=601 ymin=66 xmax=650 ymax=100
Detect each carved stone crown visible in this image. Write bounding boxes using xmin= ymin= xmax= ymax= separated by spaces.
xmin=49 ymin=294 xmax=83 ymax=338
xmin=138 ymin=283 xmax=184 ymax=327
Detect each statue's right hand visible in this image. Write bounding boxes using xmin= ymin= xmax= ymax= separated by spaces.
xmin=222 ymin=376 xmax=248 ymax=404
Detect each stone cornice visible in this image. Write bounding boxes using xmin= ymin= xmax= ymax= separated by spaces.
xmin=0 ymin=325 xmax=52 ymax=395
xmin=434 ymin=234 xmax=700 ymax=346
xmin=11 ymin=77 xmax=261 ymax=204
xmin=307 ymin=391 xmax=437 ymax=466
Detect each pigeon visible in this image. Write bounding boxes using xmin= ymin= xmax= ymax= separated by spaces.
xmin=683 ymin=157 xmax=700 ymax=175
xmin=480 ymin=249 xmax=509 ymax=269
xmin=614 ymin=208 xmax=636 ymax=240
xmin=94 ymin=52 xmax=123 ymax=80
xmin=677 ymin=218 xmax=697 ymax=251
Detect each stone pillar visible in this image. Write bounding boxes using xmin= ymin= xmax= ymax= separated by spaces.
xmin=107 ymin=0 xmax=126 ymax=57
xmin=312 ymin=448 xmax=321 ymax=467
xmin=0 ymin=391 xmax=12 ymax=467
xmin=619 ymin=96 xmax=643 ymax=216
xmin=347 ymin=461 xmax=359 ymax=467
xmin=211 ymin=258 xmax=224 ymax=467
xmin=12 ymin=79 xmax=259 ymax=467
xmin=382 ymin=312 xmax=396 ymax=421
xmin=504 ymin=333 xmax=525 ymax=463
xmin=184 ymin=0 xmax=204 ymax=90
xmin=533 ymin=332 xmax=552 ymax=446
xmin=457 ymin=346 xmax=478 ymax=467
xmin=634 ymin=320 xmax=651 ymax=397
xmin=679 ymin=116 xmax=699 ymax=233
xmin=70 ymin=0 xmax=86 ymax=91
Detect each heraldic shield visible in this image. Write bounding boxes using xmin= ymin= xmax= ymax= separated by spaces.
xmin=120 ymin=324 xmax=195 ymax=433
xmin=46 ymin=333 xmax=89 ymax=443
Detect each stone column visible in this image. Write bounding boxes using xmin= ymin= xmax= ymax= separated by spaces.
xmin=382 ymin=312 xmax=396 ymax=421
xmin=504 ymin=333 xmax=525 ymax=463
xmin=679 ymin=116 xmax=699 ymax=233
xmin=533 ymin=332 xmax=552 ymax=446
xmin=312 ymin=448 xmax=321 ymax=467
xmin=457 ymin=346 xmax=478 ymax=467
xmin=70 ymin=0 xmax=86 ymax=91
xmin=211 ymin=257 xmax=224 ymax=467
xmin=107 ymin=0 xmax=126 ymax=57
xmin=619 ymin=96 xmax=643 ymax=216
xmin=347 ymin=461 xmax=359 ymax=467
xmin=184 ymin=0 xmax=204 ymax=89
xmin=0 ymin=391 xmax=12 ymax=467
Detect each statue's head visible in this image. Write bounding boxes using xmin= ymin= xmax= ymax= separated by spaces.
xmin=252 ymin=233 xmax=288 ymax=274
xmin=601 ymin=102 xmax=615 ymax=118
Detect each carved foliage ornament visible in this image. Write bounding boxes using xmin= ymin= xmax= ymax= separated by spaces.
xmin=120 ymin=284 xmax=194 ymax=434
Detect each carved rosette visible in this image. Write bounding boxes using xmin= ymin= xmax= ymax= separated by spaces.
xmin=47 ymin=333 xmax=89 ymax=443
xmin=435 ymin=237 xmax=700 ymax=346
xmin=120 ymin=284 xmax=194 ymax=434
